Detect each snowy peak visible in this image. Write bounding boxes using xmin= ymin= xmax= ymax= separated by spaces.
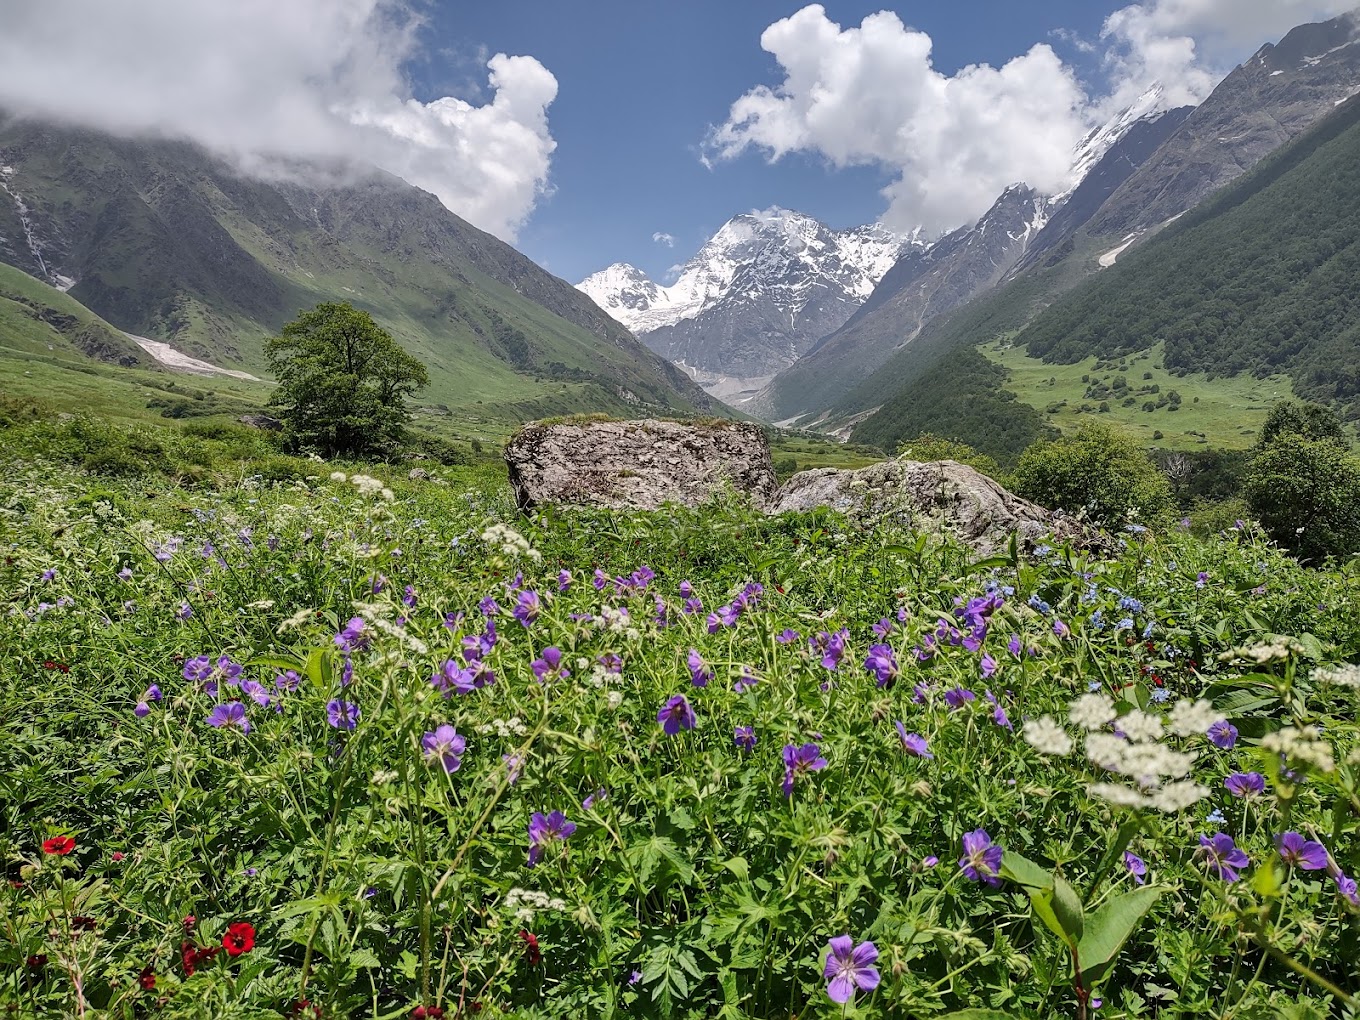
xmin=1059 ymin=84 xmax=1173 ymax=204
xmin=576 ymin=208 xmax=911 ymax=339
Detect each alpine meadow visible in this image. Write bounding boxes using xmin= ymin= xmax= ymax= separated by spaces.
xmin=3 ymin=3 xmax=1360 ymax=1019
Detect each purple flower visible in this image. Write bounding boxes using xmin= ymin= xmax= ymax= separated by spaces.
xmin=207 ymin=702 xmax=250 ymax=733
xmin=922 ymin=855 xmax=939 ymax=868
xmin=1007 ymin=634 xmax=1022 ymax=656
xmin=1336 ymin=873 xmax=1360 ymax=906
xmin=479 ymin=596 xmax=501 ymax=617
xmin=1276 ymin=832 xmax=1329 ymax=871
xmin=687 ymin=648 xmax=712 ymax=688
xmin=145 ymin=684 xmax=162 ymax=703
xmin=593 ymin=568 xmax=609 ymax=590
xmin=513 ymin=589 xmax=542 ymax=628
xmin=403 ymin=585 xmax=418 ymax=608
xmin=894 ymin=723 xmax=932 ymax=758
xmin=775 ymin=628 xmax=800 ymax=644
xmin=864 ymin=644 xmax=899 ymax=687
xmin=629 ymin=969 xmax=643 ymax=985
xmin=734 ymin=726 xmax=756 ymax=751
xmin=582 ymin=788 xmax=607 ymax=811
xmin=985 ymin=690 xmax=1013 ymax=731
xmin=557 ymin=569 xmax=572 ymax=592
xmin=326 ymin=699 xmax=359 ymax=731
xmin=370 ymin=574 xmax=387 ymax=595
xmin=134 ymin=700 xmax=151 ymax=718
xmin=1053 ymin=619 xmax=1071 ymax=638
xmin=117 ymin=566 xmax=133 ymax=581
xmin=241 ymin=680 xmax=272 ymax=708
xmin=1207 ymin=720 xmax=1238 ymax=749
xmin=823 ymin=935 xmax=880 ymax=1004
xmin=598 ymin=652 xmax=623 ymax=674
xmin=657 ymin=695 xmax=697 ymax=735
xmin=531 ymin=647 xmax=569 ymax=682
xmin=176 ymin=603 xmax=193 ymax=620
xmin=812 ymin=629 xmax=849 ymax=670
xmin=1197 ymin=833 xmax=1249 ymax=882
xmin=275 ymin=670 xmax=301 ymax=692
xmin=1224 ymin=772 xmax=1265 ymax=798
xmin=502 ymin=753 xmax=524 ymax=785
xmin=40 ymin=568 xmax=56 ymax=582
xmin=781 ymin=742 xmax=828 ymax=797
xmin=421 ymin=724 xmax=466 ymax=773
xmin=872 ymin=618 xmax=894 ymax=639
xmin=943 ymin=687 xmax=976 ymax=710
xmin=733 ymin=667 xmax=760 ymax=694
xmin=527 ymin=810 xmax=576 ymax=866
xmin=1123 ymin=851 xmax=1147 ymax=885
xmin=959 ymin=829 xmax=1004 ymax=886
xmin=334 ymin=617 xmax=369 ymax=653
xmin=431 ymin=660 xmax=477 ymax=696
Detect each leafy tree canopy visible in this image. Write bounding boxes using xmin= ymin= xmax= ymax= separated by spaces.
xmin=266 ymin=302 xmax=428 ymax=457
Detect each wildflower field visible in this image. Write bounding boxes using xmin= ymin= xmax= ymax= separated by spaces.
xmin=3 ymin=455 xmax=1360 ymax=1019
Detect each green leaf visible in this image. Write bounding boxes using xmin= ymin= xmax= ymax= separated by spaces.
xmin=721 ymin=856 xmax=749 ymax=880
xmin=1001 ymin=850 xmax=1053 ymax=890
xmin=1077 ymin=885 xmax=1165 ymax=987
xmin=1051 ymin=874 xmax=1085 ymax=943
xmin=933 ymin=1011 xmax=1025 ymax=1020
xmin=1028 ymin=887 xmax=1071 ymax=947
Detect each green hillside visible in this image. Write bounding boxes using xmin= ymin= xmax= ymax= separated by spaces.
xmin=0 ymin=122 xmax=713 ymax=420
xmin=1017 ymin=93 xmax=1360 ymax=419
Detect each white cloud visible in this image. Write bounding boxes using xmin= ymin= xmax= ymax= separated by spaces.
xmin=652 ymin=232 xmax=676 ymax=247
xmin=0 ymin=0 xmax=557 ymax=240
xmin=704 ymin=5 xmax=1090 ymax=236
xmin=1102 ymin=0 xmax=1357 ymax=107
xmin=707 ymin=2 xmax=1357 ymax=236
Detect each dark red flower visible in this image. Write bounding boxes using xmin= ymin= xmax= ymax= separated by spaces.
xmin=180 ymin=940 xmax=219 ymax=977
xmin=72 ymin=915 xmax=97 ymax=932
xmin=42 ymin=835 xmax=76 ymax=855
xmin=111 ymin=851 xmax=125 ymax=862
xmin=222 ymin=921 xmax=255 ymax=956
xmin=291 ymin=998 xmax=322 ymax=1017
xmin=183 ymin=914 xmax=197 ymax=930
xmin=411 ymin=1008 xmax=445 ymax=1019
xmin=139 ymin=966 xmax=156 ymax=990
xmin=26 ymin=954 xmax=46 ymax=969
xmin=9 ymin=879 xmax=24 ymax=889
xmin=519 ymin=929 xmax=541 ymax=966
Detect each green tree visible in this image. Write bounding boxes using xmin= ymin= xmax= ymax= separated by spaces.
xmin=1011 ymin=422 xmax=1175 ymax=526
xmin=266 ymin=303 xmax=429 ymax=457
xmin=1245 ymin=401 xmax=1360 ymax=561
xmin=897 ymin=433 xmax=1001 ymax=479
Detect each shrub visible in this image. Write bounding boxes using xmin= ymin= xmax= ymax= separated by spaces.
xmin=1011 ymin=422 xmax=1175 ymax=526
xmin=897 ymin=433 xmax=1001 ymax=479
xmin=1245 ymin=433 xmax=1360 ymax=562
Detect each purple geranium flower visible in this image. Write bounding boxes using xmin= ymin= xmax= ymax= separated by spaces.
xmin=531 ymin=647 xmax=569 ymax=682
xmin=557 ymin=569 xmax=572 ymax=592
xmin=894 ymin=722 xmax=932 ymax=758
xmin=527 ymin=810 xmax=576 ymax=866
xmin=1198 ymin=833 xmax=1249 ymax=882
xmin=872 ymin=617 xmax=894 ymax=639
xmin=513 ymin=590 xmax=541 ymax=628
xmin=823 ymin=936 xmax=880 ymax=1004
xmin=1224 ymin=772 xmax=1265 ymax=798
xmin=985 ymin=690 xmax=1013 ymax=730
xmin=431 ymin=660 xmax=477 ymax=696
xmin=812 ymin=629 xmax=849 ymax=670
xmin=275 ymin=670 xmax=301 ymax=692
xmin=775 ymin=628 xmax=800 ymax=644
xmin=240 ymin=680 xmax=272 ymax=708
xmin=959 ymin=829 xmax=1004 ymax=886
xmin=1124 ymin=851 xmax=1147 ymax=885
xmin=402 ymin=585 xmax=418 ymax=608
xmin=1207 ymin=720 xmax=1238 ymax=749
xmin=687 ymin=649 xmax=712 ymax=688
xmin=502 ymin=753 xmax=524 ymax=785
xmin=326 ymin=699 xmax=359 ymax=731
xmin=1276 ymin=832 xmax=1329 ymax=871
xmin=334 ymin=617 xmax=369 ymax=653
xmin=117 ymin=566 xmax=133 ymax=581
xmin=657 ymin=695 xmax=697 ymax=735
xmin=781 ymin=742 xmax=828 ymax=796
xmin=943 ymin=687 xmax=976 ymax=710
xmin=864 ymin=644 xmax=899 ymax=687
xmin=734 ymin=726 xmax=756 ymax=751
xmin=207 ymin=702 xmax=250 ymax=733
xmin=422 ymin=724 xmax=466 ymax=773
xmin=582 ymin=788 xmax=607 ymax=811
xmin=980 ymin=654 xmax=999 ymax=679
xmin=1337 ymin=873 xmax=1360 ymax=906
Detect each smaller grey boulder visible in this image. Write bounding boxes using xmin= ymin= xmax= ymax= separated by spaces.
xmin=504 ymin=419 xmax=778 ymax=511
xmin=771 ymin=458 xmax=1102 ymax=555
xmin=238 ymin=413 xmax=283 ymax=431
xmin=408 ymin=468 xmax=430 ymax=481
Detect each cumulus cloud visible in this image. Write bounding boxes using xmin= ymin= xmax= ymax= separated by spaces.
xmin=652 ymin=232 xmax=676 ymax=247
xmin=704 ymin=6 xmax=1089 ymax=235
xmin=0 ymin=0 xmax=557 ymax=240
xmin=707 ymin=2 xmax=1356 ymax=235
xmin=1102 ymin=0 xmax=1358 ymax=107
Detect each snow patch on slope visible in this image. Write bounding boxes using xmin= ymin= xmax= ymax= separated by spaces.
xmin=126 ymin=334 xmax=260 ymax=380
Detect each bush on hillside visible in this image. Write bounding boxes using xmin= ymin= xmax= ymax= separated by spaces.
xmin=896 ymin=433 xmax=1001 ymax=479
xmin=1246 ymin=433 xmax=1360 ymax=562
xmin=1011 ymin=421 xmax=1175 ymax=526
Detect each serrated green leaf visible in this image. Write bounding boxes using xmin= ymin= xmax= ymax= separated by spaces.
xmin=1077 ymin=885 xmax=1165 ymax=987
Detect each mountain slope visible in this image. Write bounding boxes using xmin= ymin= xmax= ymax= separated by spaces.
xmin=752 ymin=184 xmax=1053 ymax=420
xmin=577 ymin=210 xmax=908 ymax=401
xmin=0 ymin=120 xmax=713 ymax=417
xmin=0 ymin=259 xmax=147 ymax=367
xmin=849 ymin=91 xmax=1360 ymax=457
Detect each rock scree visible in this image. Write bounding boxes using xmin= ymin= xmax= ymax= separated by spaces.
xmin=504 ymin=419 xmax=779 ymax=511
xmin=771 ymin=458 xmax=1102 ymax=555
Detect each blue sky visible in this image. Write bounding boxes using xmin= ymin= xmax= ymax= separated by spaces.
xmin=427 ymin=1 xmax=1136 ymax=283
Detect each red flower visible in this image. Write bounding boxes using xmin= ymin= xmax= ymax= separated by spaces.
xmin=26 ymin=954 xmax=47 ymax=969
xmin=138 ymin=966 xmax=156 ymax=991
xmin=519 ymin=929 xmax=541 ymax=966
xmin=180 ymin=940 xmax=219 ymax=977
xmin=222 ymin=921 xmax=255 ymax=956
xmin=290 ymin=998 xmax=322 ymax=1018
xmin=72 ymin=915 xmax=97 ymax=932
xmin=411 ymin=1008 xmax=444 ymax=1019
xmin=42 ymin=835 xmax=76 ymax=855
xmin=111 ymin=852 xmax=125 ymax=862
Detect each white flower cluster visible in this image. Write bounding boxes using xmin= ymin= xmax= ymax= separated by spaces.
xmin=1023 ymin=716 xmax=1073 ymax=756
xmin=596 ymin=606 xmax=640 ymax=640
xmin=481 ymin=523 xmax=541 ymax=562
xmin=478 ymin=717 xmax=528 ymax=738
xmin=1221 ymin=636 xmax=1306 ymax=665
xmin=504 ymin=888 xmax=568 ymax=922
xmin=1261 ymin=725 xmax=1336 ymax=773
xmin=351 ymin=602 xmax=429 ymax=655
xmin=330 ymin=471 xmax=394 ymax=501
xmin=1167 ymin=698 xmax=1223 ymax=737
xmin=278 ymin=607 xmax=316 ymax=633
xmin=1068 ymin=693 xmax=1118 ymax=731
xmin=1314 ymin=663 xmax=1360 ymax=689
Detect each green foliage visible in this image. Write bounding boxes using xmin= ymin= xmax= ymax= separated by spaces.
xmin=1014 ymin=96 xmax=1360 ymax=420
xmin=1245 ymin=433 xmax=1360 ymax=562
xmin=896 ymin=433 xmax=1002 ymax=478
xmin=1258 ymin=400 xmax=1349 ymax=447
xmin=1011 ymin=422 xmax=1175 ymax=526
xmin=266 ymin=302 xmax=430 ymax=457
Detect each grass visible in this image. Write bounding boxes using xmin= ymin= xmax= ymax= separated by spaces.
xmin=2 ymin=424 xmax=1359 ymax=1018
xmin=985 ymin=340 xmax=1293 ymax=451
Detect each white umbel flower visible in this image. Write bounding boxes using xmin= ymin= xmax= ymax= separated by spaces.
xmin=1118 ymin=710 xmax=1164 ymax=744
xmin=1261 ymin=726 xmax=1336 ymax=773
xmin=1168 ymin=698 xmax=1222 ymax=737
xmin=1069 ymin=693 xmax=1117 ymax=731
xmin=1314 ymin=663 xmax=1360 ymax=689
xmin=1024 ymin=716 xmax=1073 ymax=756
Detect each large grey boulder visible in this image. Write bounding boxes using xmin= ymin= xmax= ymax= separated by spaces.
xmin=504 ymin=419 xmax=778 ymax=511
xmin=771 ymin=458 xmax=1102 ymax=555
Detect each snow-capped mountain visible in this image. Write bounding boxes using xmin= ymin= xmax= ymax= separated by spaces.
xmin=577 ymin=209 xmax=912 ymax=399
